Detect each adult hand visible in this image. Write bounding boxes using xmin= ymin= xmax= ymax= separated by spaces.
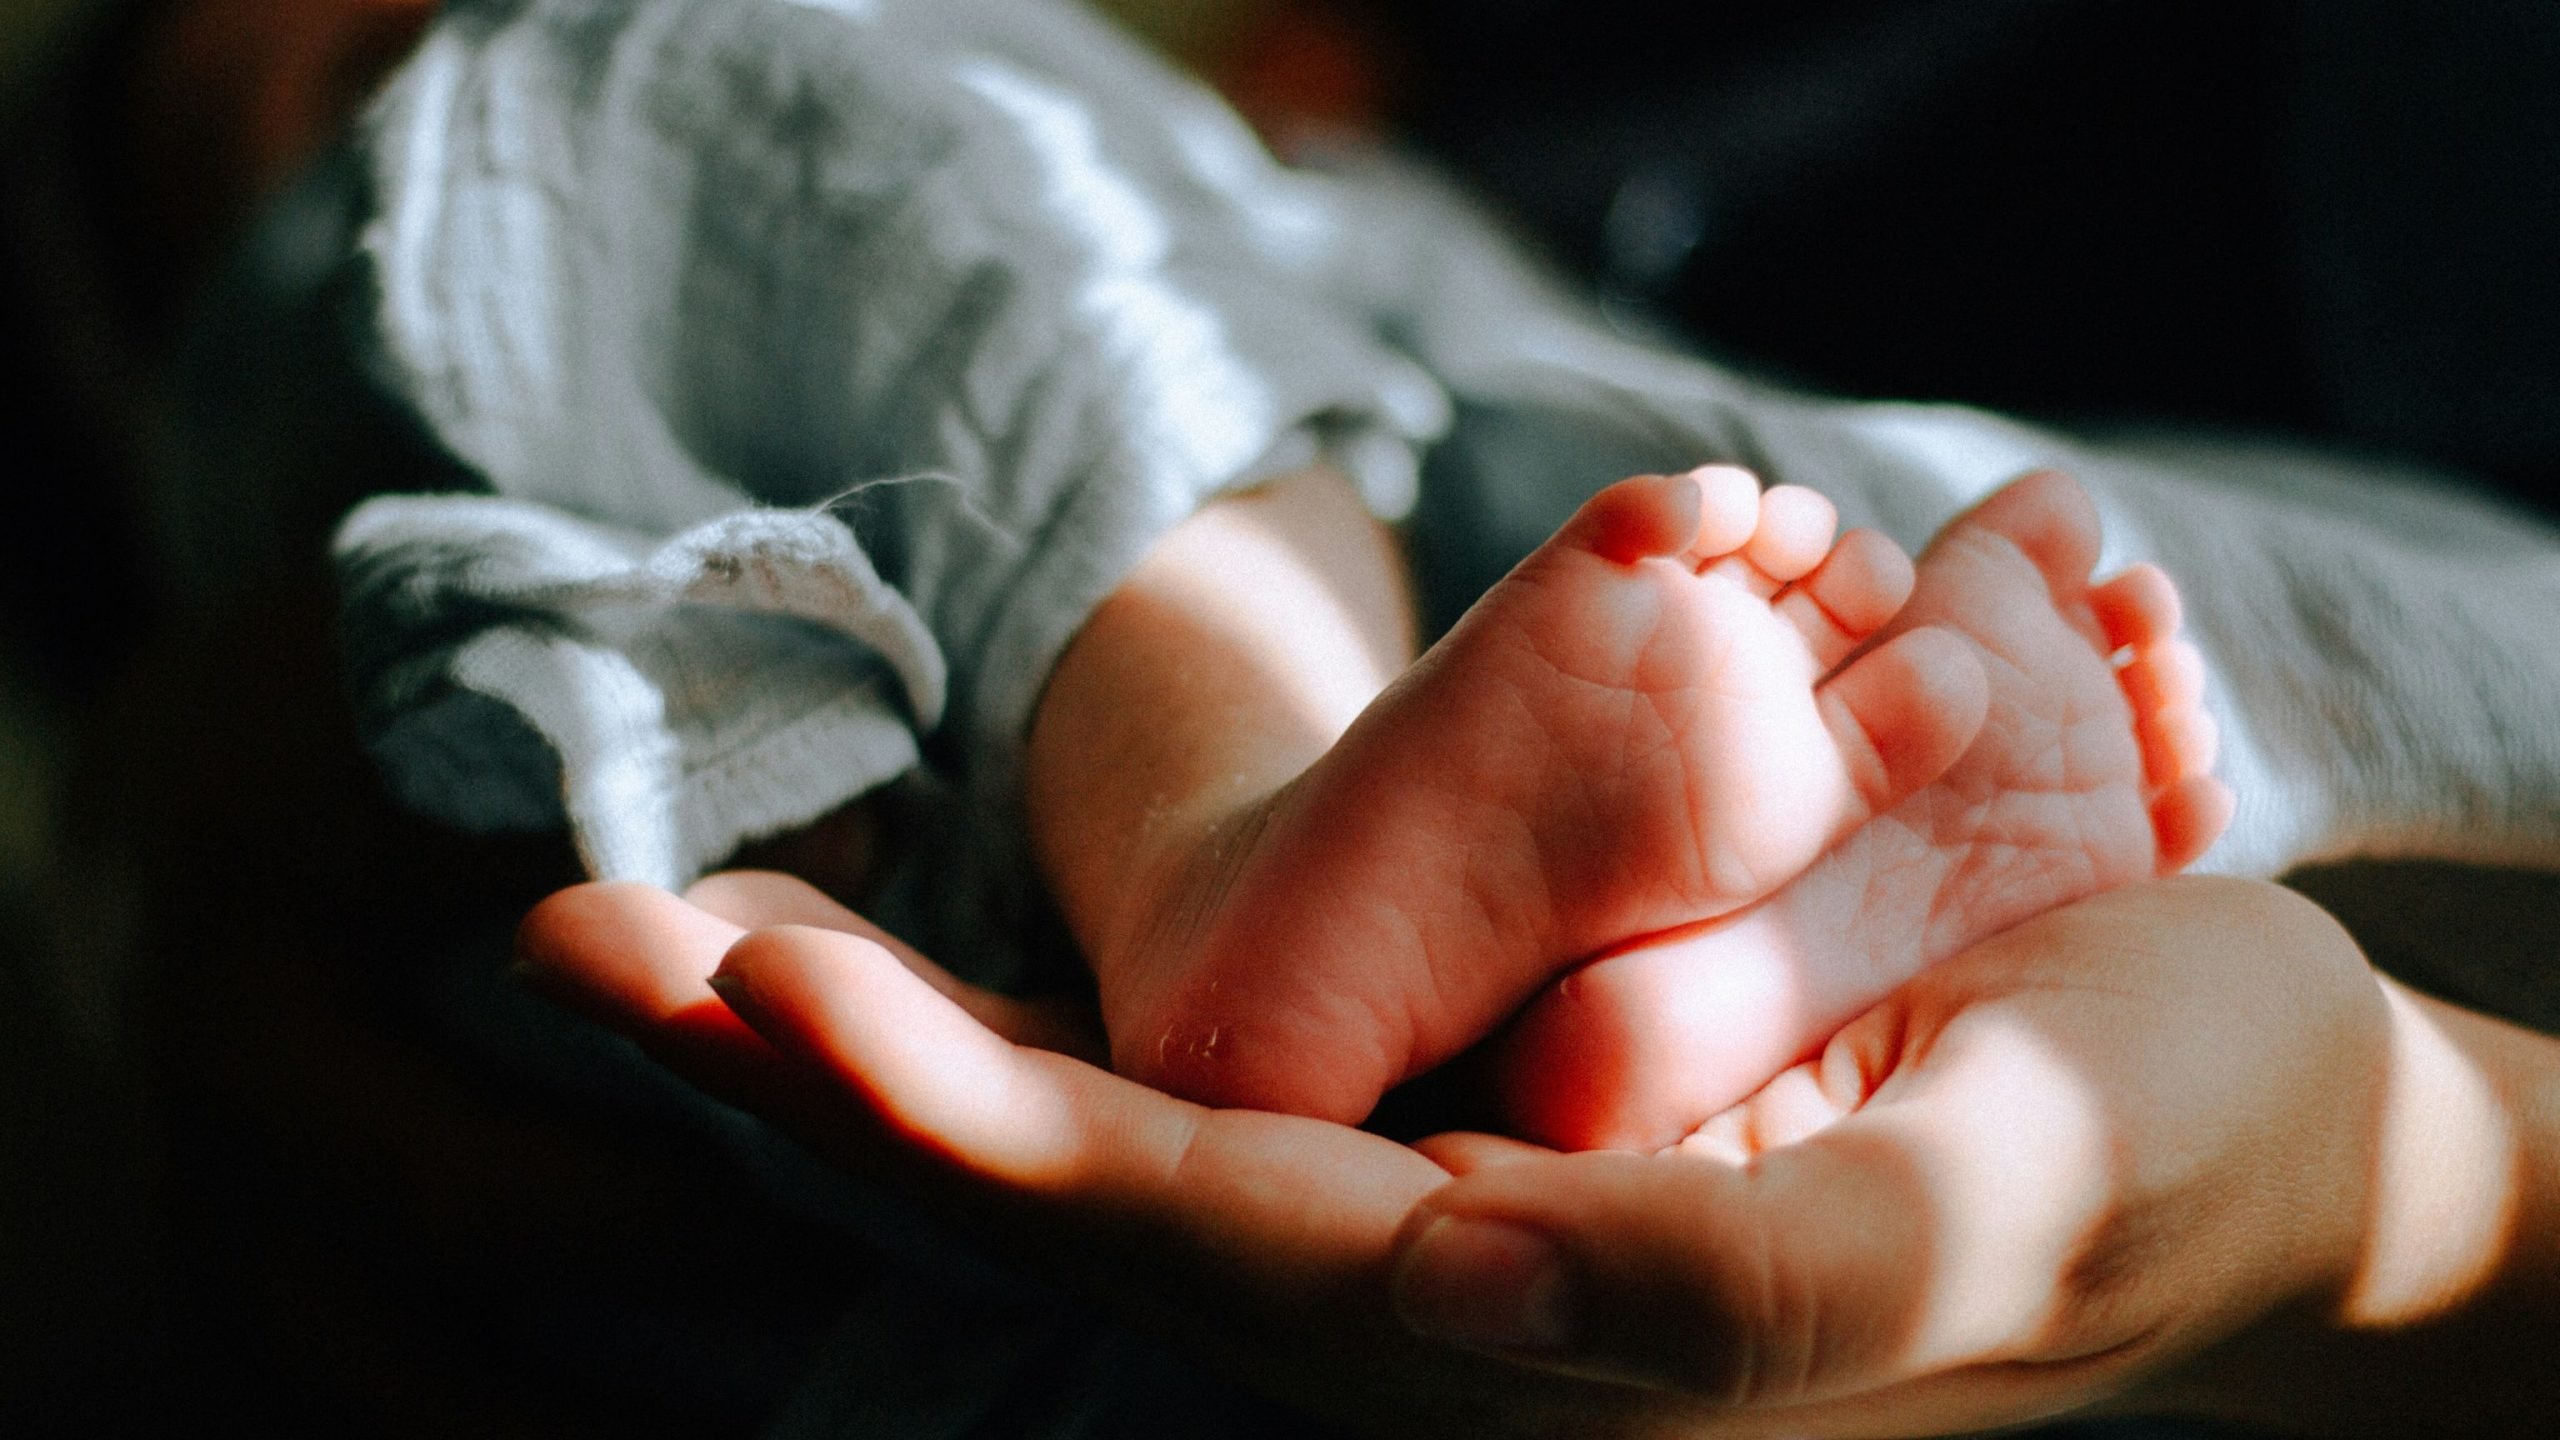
xmin=516 ymin=872 xmax=1724 ymax=1439
xmin=1395 ymin=876 xmax=2557 ymax=1437
xmin=520 ymin=873 xmax=2560 ymax=1437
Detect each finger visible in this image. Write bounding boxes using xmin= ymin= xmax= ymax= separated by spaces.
xmin=513 ymin=881 xmax=805 ymax=1117
xmin=712 ymin=923 xmax=1125 ymax=1183
xmin=526 ymin=904 xmax=1654 ymax=1432
xmin=710 ymin=924 xmax=1453 ymax=1278
xmin=1415 ymin=1131 xmax=1557 ymax=1176
xmin=1720 ymin=1051 xmax=1863 ymax=1155
xmin=1674 ymin=1108 xmax=1752 ymax=1167
xmin=711 ymin=928 xmax=1675 ymax=1434
xmin=688 ymin=870 xmax=1103 ymax=1061
xmin=520 ymin=882 xmax=745 ymax=1025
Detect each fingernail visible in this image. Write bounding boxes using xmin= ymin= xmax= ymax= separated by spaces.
xmin=1393 ymin=1216 xmax=1576 ymax=1352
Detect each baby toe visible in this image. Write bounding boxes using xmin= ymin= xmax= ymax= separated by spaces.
xmin=2118 ymin=637 xmax=2206 ymax=717
xmin=2151 ymin=773 xmax=2237 ymax=873
xmin=1936 ymin=468 xmax=2104 ymax=596
xmin=2091 ymin=563 xmax=2184 ymax=653
xmin=1683 ymin=464 xmax=1765 ymax=561
xmin=2140 ymin=702 xmax=2220 ymax=789
xmin=1816 ymin=626 xmax=1989 ymax=829
xmin=1742 ymin=485 xmax=1839 ymax=586
xmin=1778 ymin=528 xmax=1915 ymax=670
xmin=1558 ymin=471 xmax=1707 ymax=565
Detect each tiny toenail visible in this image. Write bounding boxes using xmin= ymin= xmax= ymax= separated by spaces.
xmin=1393 ymin=1216 xmax=1577 ymax=1353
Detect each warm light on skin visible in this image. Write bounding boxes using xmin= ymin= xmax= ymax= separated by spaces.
xmin=565 ymin=871 xmax=2560 ymax=1437
xmin=1566 ymin=908 xmax=1824 ymax=1153
xmin=1674 ymin=1008 xmax=2119 ymax=1378
xmin=1875 ymin=1015 xmax=2117 ymax=1372
xmin=1024 ymin=460 xmax=1413 ymax=989
xmin=718 ymin=926 xmax=1109 ymax=1193
xmin=2343 ymin=978 xmax=2522 ymax=1328
xmin=1679 ymin=1013 xmax=1864 ymax=1163
xmin=1128 ymin=489 xmax=1405 ymax=762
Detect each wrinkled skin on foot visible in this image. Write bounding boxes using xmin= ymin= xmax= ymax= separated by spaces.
xmin=1102 ymin=467 xmax=1989 ymax=1124
xmin=1500 ymin=469 xmax=2234 ymax=1151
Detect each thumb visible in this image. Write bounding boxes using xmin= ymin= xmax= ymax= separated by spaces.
xmin=1389 ymin=1141 xmax=1928 ymax=1406
xmin=1390 ymin=1010 xmax=2122 ymax=1412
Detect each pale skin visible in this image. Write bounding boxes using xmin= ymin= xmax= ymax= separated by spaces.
xmin=515 ymin=871 xmax=2560 ymax=1438
xmin=1500 ymin=468 xmax=2235 ymax=1148
xmin=1028 ymin=459 xmax=2229 ymax=1140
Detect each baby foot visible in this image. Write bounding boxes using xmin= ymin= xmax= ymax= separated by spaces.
xmin=1099 ymin=465 xmax=1990 ymax=1123
xmin=1497 ymin=469 xmax=2236 ymax=1151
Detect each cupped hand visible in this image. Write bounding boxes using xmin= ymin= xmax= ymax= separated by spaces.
xmin=1393 ymin=876 xmax=2419 ymax=1435
xmin=520 ymin=872 xmax=2465 ymax=1438
xmin=516 ymin=872 xmax=1724 ymax=1439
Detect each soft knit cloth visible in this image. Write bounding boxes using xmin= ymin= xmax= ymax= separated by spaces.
xmin=323 ymin=0 xmax=1445 ymax=928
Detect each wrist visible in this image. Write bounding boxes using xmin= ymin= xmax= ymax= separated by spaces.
xmin=2099 ymin=892 xmax=2389 ymax=1427
xmin=2145 ymin=967 xmax=2560 ymax=1435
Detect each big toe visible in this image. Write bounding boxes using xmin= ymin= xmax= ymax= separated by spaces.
xmin=1931 ymin=468 xmax=2103 ymax=595
xmin=1815 ymin=625 xmax=1990 ymax=836
xmin=1558 ymin=465 xmax=1761 ymax=566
